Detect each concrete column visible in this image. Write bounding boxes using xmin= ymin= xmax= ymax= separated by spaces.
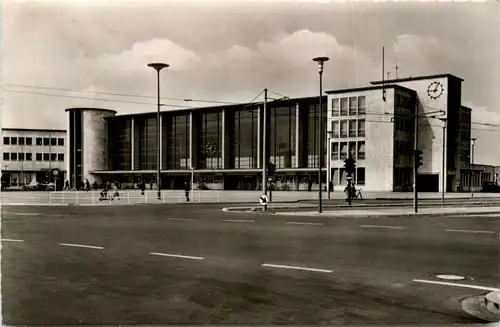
xmin=131 ymin=117 xmax=135 ymax=171
xmin=66 ymin=112 xmax=71 ymax=183
xmin=222 ymin=109 xmax=226 ymax=169
xmin=189 ymin=112 xmax=194 ymax=169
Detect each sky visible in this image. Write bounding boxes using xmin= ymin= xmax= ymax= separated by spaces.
xmin=2 ymin=0 xmax=500 ymax=164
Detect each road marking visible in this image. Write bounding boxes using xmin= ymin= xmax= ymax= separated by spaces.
xmin=150 ymin=252 xmax=204 ymax=260
xmin=165 ymin=218 xmax=194 ymax=221
xmin=286 ymin=222 xmax=324 ymax=226
xmin=435 ymin=274 xmax=466 ymax=280
xmin=223 ymin=219 xmax=255 ymax=223
xmin=445 ymin=229 xmax=495 ymax=234
xmin=60 ymin=243 xmax=104 ymax=250
xmin=1 ymin=238 xmax=25 ymax=242
xmin=360 ymin=225 xmax=403 ymax=230
xmin=262 ymin=263 xmax=332 ymax=273
xmin=413 ymin=279 xmax=500 ymax=292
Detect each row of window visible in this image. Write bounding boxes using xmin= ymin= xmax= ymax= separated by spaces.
xmin=460 ymin=130 xmax=471 ymax=142
xmin=3 ymin=136 xmax=65 ymax=146
xmin=331 ymin=96 xmax=366 ymax=117
xmin=330 ymin=119 xmax=365 ymax=138
xmin=395 ymin=93 xmax=412 ymax=109
xmin=331 ymin=141 xmax=366 ymax=160
xmin=460 ymin=112 xmax=471 ymax=123
xmin=460 ymin=149 xmax=471 ymax=163
xmin=394 ymin=140 xmax=413 ymax=157
xmin=3 ymin=152 xmax=64 ymax=162
xmin=331 ymin=167 xmax=366 ymax=185
xmin=394 ymin=117 xmax=412 ymax=133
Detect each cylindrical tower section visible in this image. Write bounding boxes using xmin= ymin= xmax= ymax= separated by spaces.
xmin=65 ymin=108 xmax=117 ymax=188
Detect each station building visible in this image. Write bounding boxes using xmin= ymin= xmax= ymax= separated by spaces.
xmin=65 ymin=73 xmax=493 ymax=192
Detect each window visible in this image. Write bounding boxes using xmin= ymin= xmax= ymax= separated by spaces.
xmin=331 ymin=142 xmax=339 ymax=160
xmin=43 ymin=153 xmax=49 ymax=161
xmin=51 ymin=138 xmax=57 ymax=146
xmin=51 ymin=153 xmax=57 ymax=161
xmin=58 ymin=153 xmax=64 ymax=161
xmin=18 ymin=153 xmax=24 ymax=161
xmin=332 ymin=98 xmax=340 ymax=116
xmin=3 ymin=153 xmax=9 ymax=161
xmin=358 ymin=141 xmax=366 ymax=159
xmin=26 ymin=153 xmax=32 ymax=161
xmin=357 ymin=167 xmax=366 ymax=185
xmin=58 ymin=138 xmax=64 ymax=146
xmin=18 ymin=137 xmax=25 ymax=145
xmin=349 ymin=97 xmax=357 ymax=116
xmin=340 ymin=97 xmax=348 ymax=116
xmin=358 ymin=119 xmax=365 ymax=137
xmin=10 ymin=137 xmax=17 ymax=145
xmin=3 ymin=137 xmax=9 ymax=145
xmin=331 ymin=121 xmax=339 ymax=138
xmin=26 ymin=137 xmax=32 ymax=145
xmin=340 ymin=120 xmax=348 ymax=138
xmin=349 ymin=120 xmax=357 ymax=137
xmin=340 ymin=142 xmax=348 ymax=160
xmin=36 ymin=153 xmax=42 ymax=161
xmin=36 ymin=138 xmax=43 ymax=146
xmin=43 ymin=138 xmax=50 ymax=146
xmin=11 ymin=153 xmax=17 ymax=161
xmin=358 ymin=96 xmax=366 ymax=115
xmin=349 ymin=142 xmax=356 ymax=159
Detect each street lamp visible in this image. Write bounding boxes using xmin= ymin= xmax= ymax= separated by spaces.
xmin=327 ymin=130 xmax=333 ymax=200
xmin=439 ymin=118 xmax=447 ymax=205
xmin=147 ymin=62 xmax=169 ymax=200
xmin=313 ymin=56 xmax=329 ymax=213
xmin=470 ymin=137 xmax=476 ymax=194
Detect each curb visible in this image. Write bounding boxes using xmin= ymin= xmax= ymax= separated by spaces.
xmin=272 ymin=211 xmax=500 ymax=218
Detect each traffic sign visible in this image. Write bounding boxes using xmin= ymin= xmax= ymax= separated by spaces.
xmin=52 ymin=169 xmax=59 ymax=176
xmin=259 ymin=194 xmax=269 ymax=206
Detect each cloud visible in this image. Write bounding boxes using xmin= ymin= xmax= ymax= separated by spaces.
xmin=96 ymin=38 xmax=201 ymax=73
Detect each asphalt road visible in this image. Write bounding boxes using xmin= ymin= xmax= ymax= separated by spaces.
xmin=2 ymin=204 xmax=500 ymax=325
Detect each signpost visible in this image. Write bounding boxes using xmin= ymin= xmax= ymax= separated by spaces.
xmin=259 ymin=194 xmax=269 ymax=210
xmin=52 ymin=169 xmax=59 ymax=191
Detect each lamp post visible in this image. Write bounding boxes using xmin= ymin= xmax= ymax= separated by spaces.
xmin=439 ymin=118 xmax=447 ymax=205
xmin=312 ymin=56 xmax=329 ymax=213
xmin=327 ymin=131 xmax=333 ymax=199
xmin=147 ymin=62 xmax=169 ymax=200
xmin=470 ymin=137 xmax=476 ymax=194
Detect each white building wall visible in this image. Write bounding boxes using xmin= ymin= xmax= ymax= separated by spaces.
xmin=81 ymin=110 xmax=115 ymax=183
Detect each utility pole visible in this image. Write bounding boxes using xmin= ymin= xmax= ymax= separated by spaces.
xmin=394 ymin=64 xmax=399 ymax=79
xmin=413 ymin=103 xmax=419 ymax=213
xmin=262 ymin=88 xmax=268 ymax=211
xmin=386 ymin=72 xmax=391 ymax=80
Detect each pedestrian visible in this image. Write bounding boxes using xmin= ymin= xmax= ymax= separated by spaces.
xmin=140 ymin=181 xmax=145 ymax=195
xmin=150 ymin=181 xmax=153 ymax=190
xmin=184 ymin=181 xmax=191 ymax=202
xmin=93 ymin=181 xmax=98 ymax=190
xmin=86 ymin=179 xmax=90 ymax=192
xmin=64 ymin=180 xmax=69 ymax=190
xmin=80 ymin=181 xmax=85 ymax=191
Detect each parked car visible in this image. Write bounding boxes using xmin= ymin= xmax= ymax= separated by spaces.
xmin=481 ymin=181 xmax=500 ymax=193
xmin=45 ymin=183 xmax=56 ymax=191
xmin=22 ymin=181 xmax=41 ymax=191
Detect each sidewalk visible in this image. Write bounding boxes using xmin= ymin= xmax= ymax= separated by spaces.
xmin=275 ymin=206 xmax=500 ymax=217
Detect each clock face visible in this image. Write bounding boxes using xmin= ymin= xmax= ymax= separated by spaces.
xmin=427 ymin=81 xmax=444 ymax=100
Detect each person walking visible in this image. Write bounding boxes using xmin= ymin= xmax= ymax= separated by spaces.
xmin=184 ymin=181 xmax=191 ymax=202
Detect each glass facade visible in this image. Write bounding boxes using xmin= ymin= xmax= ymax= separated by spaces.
xmin=109 ymin=118 xmax=132 ymax=170
xmin=307 ymin=103 xmax=326 ymax=168
xmin=198 ymin=111 xmax=222 ymax=169
xmin=233 ymin=108 xmax=258 ymax=169
xmin=269 ymin=105 xmax=296 ymax=169
xmin=165 ymin=114 xmax=190 ymax=170
xmin=137 ymin=117 xmax=157 ymax=170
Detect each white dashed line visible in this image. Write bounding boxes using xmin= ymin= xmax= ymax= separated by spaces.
xmin=262 ymin=263 xmax=333 ymax=273
xmin=1 ymin=238 xmax=25 ymax=242
xmin=445 ymin=229 xmax=495 ymax=234
xmin=360 ymin=225 xmax=403 ymax=230
xmin=60 ymin=243 xmax=104 ymax=250
xmin=223 ymin=219 xmax=255 ymax=223
xmin=165 ymin=218 xmax=194 ymax=221
xmin=150 ymin=252 xmax=204 ymax=260
xmin=413 ymin=279 xmax=500 ymax=292
xmin=286 ymin=222 xmax=323 ymax=226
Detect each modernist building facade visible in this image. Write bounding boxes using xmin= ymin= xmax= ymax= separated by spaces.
xmin=1 ymin=128 xmax=67 ymax=187
xmin=65 ymin=73 xmax=493 ymax=192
